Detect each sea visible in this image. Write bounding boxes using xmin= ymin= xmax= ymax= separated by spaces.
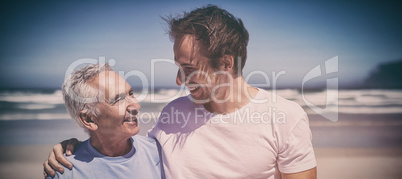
xmin=1 ymin=88 xmax=402 ymax=148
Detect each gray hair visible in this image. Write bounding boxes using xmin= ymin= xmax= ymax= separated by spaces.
xmin=62 ymin=63 xmax=112 ymax=128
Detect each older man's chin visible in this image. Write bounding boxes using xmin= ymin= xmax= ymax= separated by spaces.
xmin=123 ymin=119 xmax=140 ymax=135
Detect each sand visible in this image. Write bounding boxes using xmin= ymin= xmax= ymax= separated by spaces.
xmin=1 ymin=113 xmax=401 ymax=178
xmin=0 ymin=145 xmax=401 ymax=179
xmin=0 ymin=145 xmax=53 ymax=179
xmin=315 ymin=148 xmax=402 ymax=179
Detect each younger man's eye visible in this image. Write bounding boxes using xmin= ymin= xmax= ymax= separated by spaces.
xmin=185 ymin=67 xmax=196 ymax=74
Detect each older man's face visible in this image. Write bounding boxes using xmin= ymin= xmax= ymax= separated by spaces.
xmin=90 ymin=70 xmax=140 ymax=138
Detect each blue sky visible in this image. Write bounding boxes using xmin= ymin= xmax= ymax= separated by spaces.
xmin=1 ymin=0 xmax=401 ymax=89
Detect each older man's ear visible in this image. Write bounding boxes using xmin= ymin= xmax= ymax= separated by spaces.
xmin=79 ymin=111 xmax=98 ymax=131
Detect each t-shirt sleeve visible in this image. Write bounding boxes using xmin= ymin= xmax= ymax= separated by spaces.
xmin=277 ymin=114 xmax=317 ymax=173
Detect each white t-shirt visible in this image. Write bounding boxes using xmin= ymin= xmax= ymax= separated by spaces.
xmin=148 ymin=88 xmax=316 ymax=179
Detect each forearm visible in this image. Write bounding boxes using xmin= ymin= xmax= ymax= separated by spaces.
xmin=281 ymin=167 xmax=317 ymax=179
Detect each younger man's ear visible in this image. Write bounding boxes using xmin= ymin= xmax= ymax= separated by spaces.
xmin=219 ymin=55 xmax=234 ymax=71
xmin=79 ymin=111 xmax=98 ymax=131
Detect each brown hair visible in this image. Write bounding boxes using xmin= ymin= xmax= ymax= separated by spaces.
xmin=165 ymin=4 xmax=249 ymax=75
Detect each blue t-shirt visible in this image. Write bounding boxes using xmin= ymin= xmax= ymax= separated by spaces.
xmin=48 ymin=135 xmax=162 ymax=179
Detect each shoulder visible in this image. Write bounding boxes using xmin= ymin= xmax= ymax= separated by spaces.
xmin=258 ymin=88 xmax=305 ymax=120
xmin=63 ymin=139 xmax=95 ymax=166
xmin=161 ymin=95 xmax=195 ymax=112
xmin=132 ymin=135 xmax=158 ymax=152
xmin=148 ymin=95 xmax=200 ymax=137
xmin=50 ymin=140 xmax=90 ymax=179
xmin=132 ymin=135 xmax=157 ymax=146
xmin=70 ymin=139 xmax=91 ymax=154
xmin=255 ymin=89 xmax=309 ymax=138
xmin=131 ymin=135 xmax=160 ymax=165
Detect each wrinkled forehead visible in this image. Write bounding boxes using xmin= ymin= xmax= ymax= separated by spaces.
xmin=89 ymin=71 xmax=129 ymax=99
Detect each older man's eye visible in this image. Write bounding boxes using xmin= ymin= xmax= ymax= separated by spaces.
xmin=129 ymin=90 xmax=134 ymax=96
xmin=112 ymin=97 xmax=124 ymax=104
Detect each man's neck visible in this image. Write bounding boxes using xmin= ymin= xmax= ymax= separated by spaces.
xmin=203 ymin=76 xmax=258 ymax=114
xmin=89 ymin=133 xmax=132 ymax=157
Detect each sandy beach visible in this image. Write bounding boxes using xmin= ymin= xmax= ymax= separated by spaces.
xmin=315 ymin=148 xmax=402 ymax=179
xmin=0 ymin=113 xmax=402 ymax=178
xmin=1 ymin=145 xmax=401 ymax=179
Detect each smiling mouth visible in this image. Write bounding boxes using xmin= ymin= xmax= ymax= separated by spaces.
xmin=187 ymin=85 xmax=200 ymax=92
xmin=123 ymin=116 xmax=138 ymax=123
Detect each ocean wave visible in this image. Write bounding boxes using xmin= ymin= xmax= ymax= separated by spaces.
xmin=1 ymin=89 xmax=401 ymax=120
xmin=304 ymin=105 xmax=402 ymax=115
xmin=16 ymin=104 xmax=58 ymax=110
xmin=0 ymin=90 xmax=64 ymax=104
xmin=338 ymin=106 xmax=402 ymax=114
xmin=285 ymin=89 xmax=402 ymax=108
xmin=0 ymin=113 xmax=71 ymax=120
xmin=273 ymin=89 xmax=300 ymax=99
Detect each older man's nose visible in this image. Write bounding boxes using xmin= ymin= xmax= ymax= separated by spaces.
xmin=127 ymin=103 xmax=140 ymax=116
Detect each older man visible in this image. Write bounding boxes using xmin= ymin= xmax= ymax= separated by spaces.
xmin=45 ymin=5 xmax=316 ymax=179
xmin=46 ymin=63 xmax=162 ymax=178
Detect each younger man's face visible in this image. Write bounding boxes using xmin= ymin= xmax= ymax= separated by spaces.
xmin=174 ymin=35 xmax=229 ymax=104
